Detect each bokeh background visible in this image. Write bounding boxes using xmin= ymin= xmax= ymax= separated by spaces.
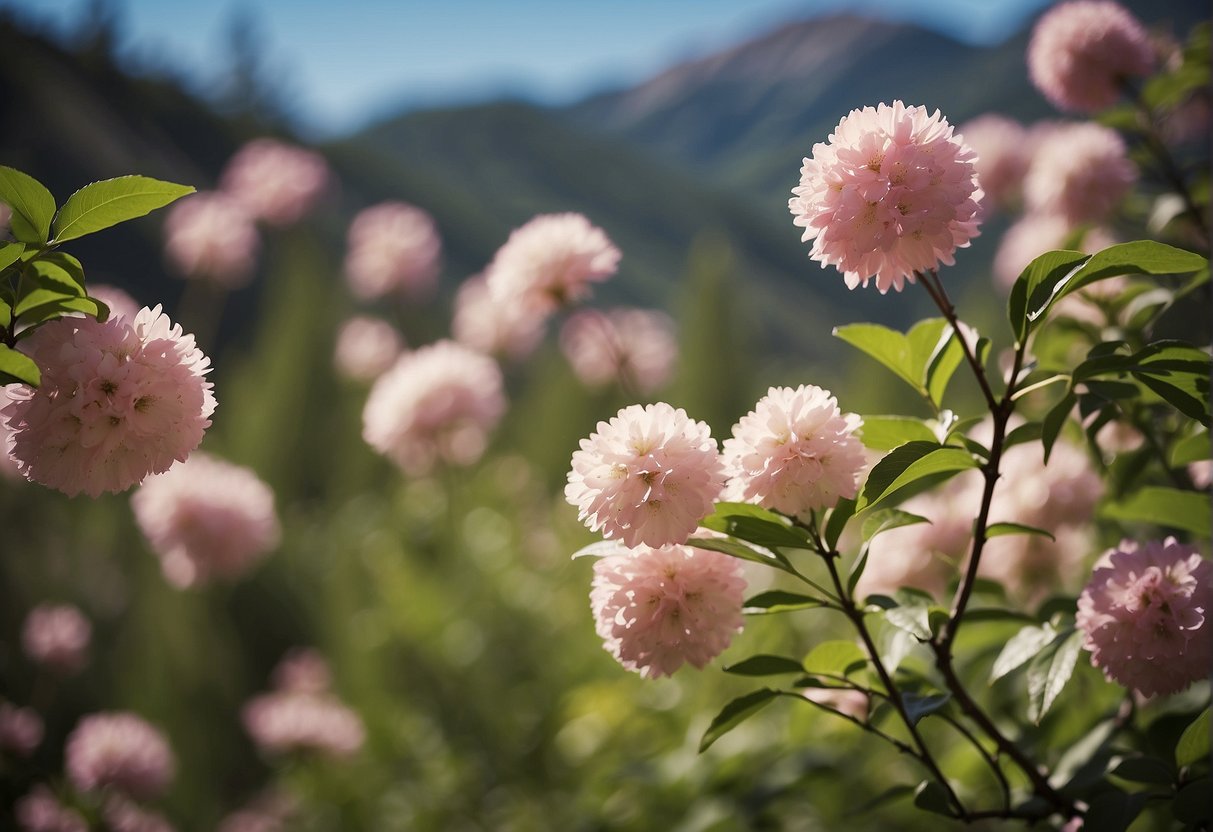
xmin=0 ymin=0 xmax=1208 ymax=829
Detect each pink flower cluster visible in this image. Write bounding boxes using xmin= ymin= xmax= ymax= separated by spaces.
xmin=15 ymin=785 xmax=88 ymax=832
xmin=101 ymin=796 xmax=176 ymax=832
xmin=344 ymin=201 xmax=442 ymax=300
xmin=1077 ymin=538 xmax=1212 ymax=698
xmin=1027 ymin=0 xmax=1155 ymax=113
xmin=956 ymin=114 xmax=1034 ymax=214
xmin=0 ymin=702 xmax=43 ymax=757
xmin=722 ymin=385 xmax=865 ymax=516
xmin=21 ymin=603 xmax=92 ymax=674
xmin=65 ymin=712 xmax=176 ymax=800
xmin=1023 ymin=122 xmax=1136 ymax=226
xmin=131 ymin=453 xmax=280 ymax=589
xmin=559 ymin=308 xmax=677 ymax=394
xmin=789 ymin=101 xmax=982 ymax=293
xmin=451 ymin=274 xmax=546 ymax=361
xmin=3 ymin=306 xmax=215 ymax=497
xmin=162 ymin=192 xmax=260 ymax=287
xmin=363 ymin=340 xmax=506 ymax=476
xmin=590 ymin=543 xmax=746 ymax=678
xmin=242 ymin=651 xmax=365 ymax=758
xmin=220 ymin=138 xmax=331 ymax=227
xmin=333 ymin=316 xmax=404 ymax=382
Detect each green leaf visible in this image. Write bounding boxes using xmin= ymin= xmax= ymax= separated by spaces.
xmin=884 ymin=605 xmax=933 ymax=641
xmin=858 ymin=442 xmax=978 ymax=510
xmin=860 ymin=508 xmax=930 ymax=542
xmin=1101 ymin=486 xmax=1212 ymax=537
xmin=0 ymin=343 xmax=40 ymax=386
xmin=1130 ymin=341 xmax=1211 ymax=425
xmin=685 ymin=536 xmax=792 ymax=572
xmin=1176 ymin=707 xmax=1210 ymax=769
xmin=1170 ymin=430 xmax=1210 ymax=467
xmin=699 ymin=503 xmax=814 ymax=551
xmin=1026 ymin=628 xmax=1083 ymax=724
xmin=986 ymin=522 xmax=1056 ymax=541
xmin=723 ymin=655 xmax=807 ymax=676
xmin=990 ymin=622 xmax=1057 ymax=682
xmin=699 ymin=689 xmax=780 ymax=752
xmin=1173 ymin=776 xmax=1212 ymax=825
xmin=858 ymin=416 xmax=938 ymax=451
xmin=13 ymin=260 xmax=88 ymax=316
xmin=1110 ymin=756 xmax=1175 ymax=784
xmin=17 ymin=295 xmax=109 ymax=326
xmin=0 ymin=166 xmax=56 ymax=244
xmin=1007 ymin=249 xmax=1090 ymax=342
xmin=803 ymin=640 xmax=867 ymax=677
xmin=0 ymin=298 xmax=9 ymax=329
xmin=833 ymin=322 xmax=917 ymax=390
xmin=743 ymin=590 xmax=826 ymax=614
xmin=912 ymin=781 xmax=953 ymax=817
xmin=1003 ymin=421 xmax=1042 ymax=451
xmin=1084 ymin=789 xmax=1150 ymax=832
xmin=51 ymin=176 xmax=195 ymax=244
xmin=921 ymin=322 xmax=968 ymax=406
xmin=823 ymin=497 xmax=856 ymax=550
xmin=1041 ymin=389 xmax=1077 ymax=463
xmin=0 ymin=241 xmax=25 ymax=272
xmin=902 ymin=692 xmax=950 ymax=725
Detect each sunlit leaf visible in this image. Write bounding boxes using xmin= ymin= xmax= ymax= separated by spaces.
xmin=0 ymin=166 xmax=56 ymax=244
xmin=803 ymin=640 xmax=866 ymax=677
xmin=699 ymin=689 xmax=780 ymax=752
xmin=990 ymin=622 xmax=1057 ymax=682
xmin=858 ymin=442 xmax=978 ymax=510
xmin=743 ymin=590 xmax=826 ymax=614
xmin=51 ymin=175 xmax=195 ymax=243
xmin=685 ymin=536 xmax=792 ymax=571
xmin=723 ymin=655 xmax=807 ymax=676
xmin=858 ymin=416 xmax=937 ymax=451
xmin=1176 ymin=707 xmax=1210 ymax=769
xmin=1026 ymin=628 xmax=1083 ymax=723
xmin=1170 ymin=430 xmax=1209 ymax=467
xmin=0 ymin=241 xmax=24 ymax=272
xmin=0 ymin=343 xmax=39 ymax=386
xmin=823 ymin=497 xmax=856 ymax=550
xmin=1101 ymin=486 xmax=1211 ymax=537
xmin=833 ymin=322 xmax=917 ymax=390
xmin=699 ymin=503 xmax=813 ymax=551
xmin=986 ymin=522 xmax=1055 ymax=541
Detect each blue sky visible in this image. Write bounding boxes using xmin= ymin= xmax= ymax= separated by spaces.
xmin=3 ymin=0 xmax=1059 ymax=137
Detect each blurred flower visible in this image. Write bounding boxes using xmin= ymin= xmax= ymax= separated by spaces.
xmin=803 ymin=687 xmax=869 ymax=720
xmin=333 ymin=316 xmax=404 ymax=382
xmin=270 ymin=648 xmax=332 ymax=695
xmin=131 ymin=453 xmax=280 ymax=589
xmin=65 ymin=712 xmax=175 ymax=800
xmin=85 ymin=284 xmax=140 ymax=323
xmin=590 ymin=543 xmax=746 ymax=678
xmin=14 ymin=785 xmax=87 ymax=832
xmin=559 ymin=308 xmax=677 ymax=394
xmin=451 ymin=273 xmax=546 ymax=361
xmin=1189 ymin=459 xmax=1212 ymax=490
xmin=566 ymin=402 xmax=725 ymax=548
xmin=102 ymin=796 xmax=175 ymax=832
xmin=1077 ymin=537 xmax=1212 ymax=697
xmin=1023 ymin=122 xmax=1136 ymax=226
xmin=344 ymin=201 xmax=441 ymax=300
xmin=485 ymin=213 xmax=620 ymax=315
xmin=242 ymin=679 xmax=364 ymax=759
xmin=1 ymin=383 xmax=22 ymax=480
xmin=220 ymin=138 xmax=330 ymax=227
xmin=217 ymin=791 xmax=296 ymax=832
xmin=0 ymin=702 xmax=43 ymax=756
xmin=957 ymin=113 xmax=1031 ymax=213
xmin=162 ymin=192 xmax=260 ymax=287
xmin=722 ymin=384 xmax=865 ymax=516
xmin=363 ymin=339 xmax=506 ymax=476
xmin=3 ymin=305 xmax=215 ymax=497
xmin=992 ymin=213 xmax=1116 ymax=290
xmin=788 ymin=100 xmax=982 ymax=293
xmin=1027 ymin=0 xmax=1154 ymax=113
xmin=22 ymin=603 xmax=91 ymax=673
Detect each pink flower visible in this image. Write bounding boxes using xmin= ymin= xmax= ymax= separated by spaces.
xmin=1027 ymin=0 xmax=1155 ymax=113
xmin=65 ymin=712 xmax=175 ymax=800
xmin=163 ymin=192 xmax=260 ymax=287
xmin=343 ymin=201 xmax=441 ymax=300
xmin=131 ymin=453 xmax=280 ymax=589
xmin=87 ymin=285 xmax=140 ymax=323
xmin=566 ymin=402 xmax=725 ymax=548
xmin=485 ymin=213 xmax=620 ymax=314
xmin=21 ymin=603 xmax=91 ymax=673
xmin=15 ymin=785 xmax=87 ymax=832
xmin=451 ymin=273 xmax=546 ymax=361
xmin=559 ymin=308 xmax=678 ymax=394
xmin=333 ymin=316 xmax=404 ymax=382
xmin=1 ymin=383 xmax=22 ymax=480
xmin=1189 ymin=459 xmax=1212 ymax=490
xmin=242 ymin=692 xmax=364 ymax=759
xmin=102 ymin=796 xmax=176 ymax=832
xmin=1023 ymin=122 xmax=1136 ymax=225
xmin=789 ymin=101 xmax=983 ymax=293
xmin=590 ymin=543 xmax=746 ymax=678
xmin=362 ymin=340 xmax=506 ymax=476
xmin=803 ymin=687 xmax=869 ymax=720
xmin=722 ymin=385 xmax=866 ymax=516
xmin=0 ymin=702 xmax=43 ymax=756
xmin=220 ymin=139 xmax=330 ymax=227
xmin=270 ymin=648 xmax=332 ymax=695
xmin=3 ymin=306 xmax=215 ymax=497
xmin=957 ymin=114 xmax=1031 ymax=213
xmin=1077 ymin=538 xmax=1212 ymax=697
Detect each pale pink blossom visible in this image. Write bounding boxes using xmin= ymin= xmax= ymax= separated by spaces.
xmin=1 ymin=383 xmax=21 ymax=480
xmin=220 ymin=139 xmax=330 ymax=227
xmin=1189 ymin=459 xmax=1212 ymax=490
xmin=102 ymin=796 xmax=175 ymax=832
xmin=21 ymin=603 xmax=91 ymax=673
xmin=804 ymin=687 xmax=869 ymax=720
xmin=722 ymin=385 xmax=865 ymax=516
xmin=242 ymin=691 xmax=365 ymax=759
xmin=957 ymin=114 xmax=1032 ymax=213
xmin=451 ymin=273 xmax=546 ymax=360
xmin=0 ymin=702 xmax=43 ymax=756
xmin=559 ymin=308 xmax=678 ymax=394
xmin=3 ymin=306 xmax=215 ymax=497
xmin=993 ymin=213 xmax=1117 ymax=289
xmin=485 ymin=213 xmax=620 ymax=314
xmin=362 ymin=340 xmax=506 ymax=476
xmin=131 ymin=453 xmax=280 ymax=589
xmin=343 ymin=201 xmax=441 ymax=300
xmin=590 ymin=543 xmax=746 ymax=678
xmin=65 ymin=712 xmax=175 ymax=800
xmin=333 ymin=316 xmax=404 ymax=382
xmin=1027 ymin=0 xmax=1155 ymax=113
xmin=1023 ymin=122 xmax=1136 ymax=226
xmin=163 ymin=192 xmax=259 ymax=287
xmin=566 ymin=402 xmax=725 ymax=548
xmin=270 ymin=648 xmax=332 ymax=694
xmin=1077 ymin=538 xmax=1212 ymax=697
xmin=87 ymin=285 xmax=140 ymax=323
xmin=15 ymin=786 xmax=87 ymax=832
xmin=789 ymin=101 xmax=983 ymax=293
